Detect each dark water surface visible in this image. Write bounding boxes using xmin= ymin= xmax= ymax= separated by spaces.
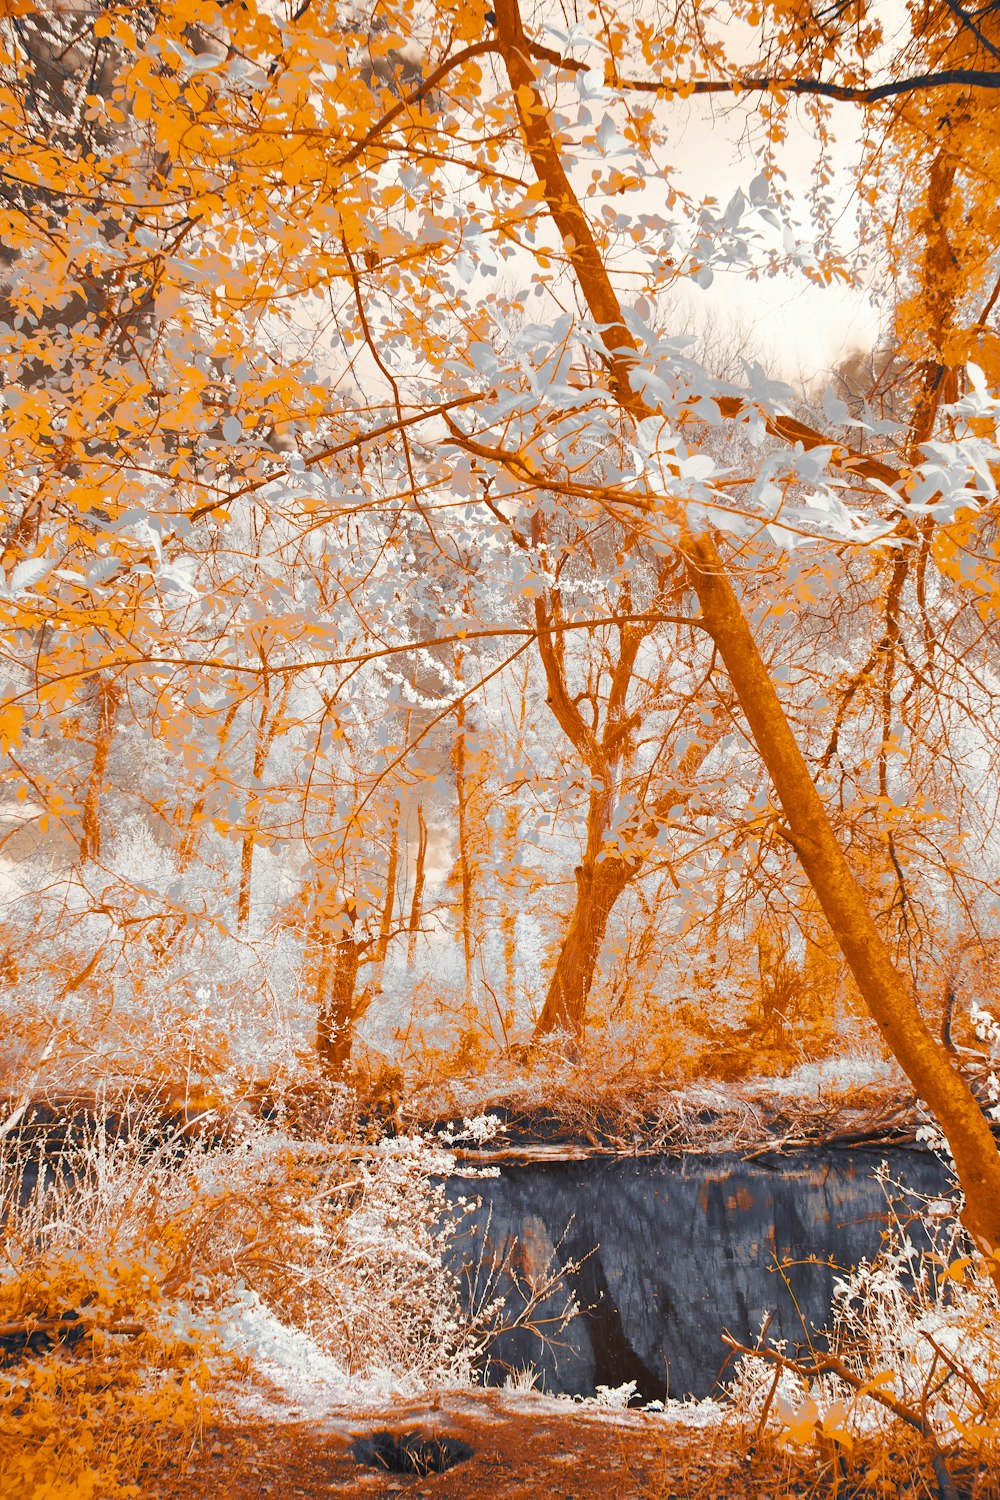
xmin=445 ymin=1147 xmax=950 ymax=1401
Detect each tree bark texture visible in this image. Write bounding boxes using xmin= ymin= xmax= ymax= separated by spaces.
xmin=375 ymin=803 xmax=401 ymax=967
xmin=534 ymin=858 xmax=632 ymax=1037
xmin=452 ymin=693 xmax=476 ymax=1004
xmin=406 ymin=803 xmax=428 ymax=967
xmin=79 ymin=676 xmax=120 ymax=864
xmin=316 ymin=933 xmax=362 ymax=1079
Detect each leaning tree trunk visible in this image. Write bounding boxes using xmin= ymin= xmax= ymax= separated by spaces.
xmin=495 ymin=0 xmax=1000 ymax=1266
xmin=534 ymin=858 xmax=631 ymax=1040
xmin=688 ymin=536 xmax=1000 ymax=1255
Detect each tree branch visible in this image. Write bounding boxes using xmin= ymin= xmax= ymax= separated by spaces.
xmin=526 ymin=42 xmax=1000 ymax=104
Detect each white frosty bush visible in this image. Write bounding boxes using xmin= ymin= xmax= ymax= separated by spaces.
xmin=727 ymin=1165 xmax=1000 ymax=1482
xmin=0 ymin=1108 xmax=486 ymax=1398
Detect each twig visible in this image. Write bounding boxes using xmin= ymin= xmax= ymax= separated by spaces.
xmin=923 ymin=1331 xmax=993 ymax=1414
xmin=722 ymin=1335 xmax=961 ymax=1500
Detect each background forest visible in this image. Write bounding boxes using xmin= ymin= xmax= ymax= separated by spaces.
xmin=3 ymin=0 xmax=1000 ymax=1492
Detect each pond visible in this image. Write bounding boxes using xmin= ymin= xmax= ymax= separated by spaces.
xmin=445 ymin=1146 xmax=950 ymax=1402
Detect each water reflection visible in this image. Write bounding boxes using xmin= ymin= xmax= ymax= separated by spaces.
xmin=447 ymin=1147 xmax=949 ymax=1401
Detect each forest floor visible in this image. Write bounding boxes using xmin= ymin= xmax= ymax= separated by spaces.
xmin=136 ymin=1388 xmax=783 ymax=1500
xmin=5 ymin=1063 xmax=993 ymax=1499
xmin=136 ymin=1386 xmax=1000 ymax=1499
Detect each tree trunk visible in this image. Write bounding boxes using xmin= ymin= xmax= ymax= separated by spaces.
xmin=236 ymin=826 xmax=255 ymax=932
xmin=316 ymin=933 xmax=362 ymax=1079
xmin=79 ymin=676 xmax=120 ymax=864
xmin=529 ymin=600 xmax=717 ymax=1044
xmin=406 ymin=803 xmax=428 ymax=967
xmin=495 ymin=0 xmax=1000 ymax=1262
xmin=534 ymin=859 xmax=631 ymax=1038
xmin=688 ymin=533 xmax=1000 ymax=1255
xmin=502 ymin=659 xmax=530 ymax=1015
xmin=452 ymin=693 xmax=475 ymax=1004
xmin=178 ymin=700 xmax=239 ymax=871
xmin=237 ymin=677 xmax=289 ymax=931
xmin=375 ymin=802 xmax=400 ymax=966
xmin=502 ymin=801 xmax=520 ymax=1016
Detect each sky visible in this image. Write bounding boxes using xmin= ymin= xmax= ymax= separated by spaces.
xmin=670 ymin=268 xmax=882 ymax=386
xmin=302 ymin=17 xmax=890 ymax=404
xmin=633 ymin=89 xmax=887 ymax=382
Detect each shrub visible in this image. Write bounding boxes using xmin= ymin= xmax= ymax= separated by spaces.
xmin=726 ymin=1166 xmax=1000 ymax=1497
xmin=0 ymin=1102 xmax=482 ymax=1498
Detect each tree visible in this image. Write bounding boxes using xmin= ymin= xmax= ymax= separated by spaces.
xmin=526 ymin=539 xmax=722 ymax=1041
xmin=481 ymin=0 xmax=1000 ymax=1258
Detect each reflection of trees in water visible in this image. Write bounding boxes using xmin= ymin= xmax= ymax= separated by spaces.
xmin=450 ymin=1150 xmax=950 ymax=1401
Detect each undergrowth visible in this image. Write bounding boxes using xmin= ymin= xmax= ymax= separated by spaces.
xmin=726 ymin=1168 xmax=1000 ymax=1498
xmin=0 ymin=1099 xmax=483 ymax=1499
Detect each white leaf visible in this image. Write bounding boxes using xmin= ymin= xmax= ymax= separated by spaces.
xmin=157 ymin=558 xmax=201 ymax=596
xmin=766 ymin=522 xmax=801 ymax=550
xmin=749 ymin=171 xmax=769 ymax=205
xmin=823 ymin=386 xmax=849 ymax=424
xmin=723 ymin=189 xmax=746 ymax=228
xmin=129 ymin=518 xmax=163 ymax=562
xmin=596 ymin=114 xmax=625 ymax=153
xmin=181 ymin=50 xmax=223 ymax=75
xmin=86 ymin=558 xmax=123 ymax=586
xmin=10 ymin=558 xmax=52 ymax=594
xmin=679 ymin=451 xmax=717 ymax=482
xmin=222 ymin=415 xmax=243 ymax=443
xmin=576 ymin=66 xmax=607 ymax=101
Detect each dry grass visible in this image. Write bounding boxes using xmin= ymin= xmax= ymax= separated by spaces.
xmin=408 ymin=1063 xmax=919 ymax=1159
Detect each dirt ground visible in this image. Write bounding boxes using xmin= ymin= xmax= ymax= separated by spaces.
xmin=134 ymin=1385 xmax=1000 ymax=1500
xmin=138 ymin=1389 xmax=762 ymax=1500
